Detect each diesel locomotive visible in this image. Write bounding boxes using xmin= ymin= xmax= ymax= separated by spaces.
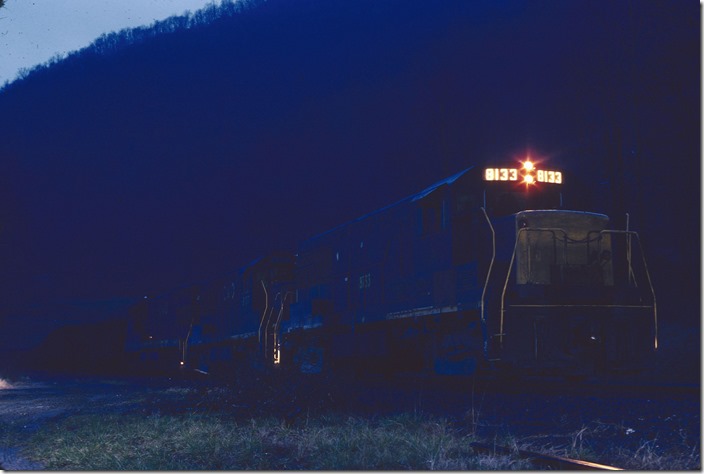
xmin=125 ymin=158 xmax=657 ymax=378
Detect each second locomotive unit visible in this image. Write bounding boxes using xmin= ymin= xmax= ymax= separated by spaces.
xmin=126 ymin=157 xmax=657 ymax=378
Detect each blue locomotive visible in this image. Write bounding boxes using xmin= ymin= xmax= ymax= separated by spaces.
xmin=126 ymin=158 xmax=657 ymax=378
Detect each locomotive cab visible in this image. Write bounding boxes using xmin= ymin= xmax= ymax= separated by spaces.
xmin=514 ymin=210 xmax=614 ymax=288
xmin=479 ymin=160 xmax=657 ymax=376
xmin=482 ymin=202 xmax=656 ymax=375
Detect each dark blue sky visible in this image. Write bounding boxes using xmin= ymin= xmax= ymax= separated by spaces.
xmin=0 ymin=0 xmax=698 ymax=350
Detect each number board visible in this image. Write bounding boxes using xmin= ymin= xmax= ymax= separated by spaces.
xmin=483 ymin=167 xmax=562 ymax=184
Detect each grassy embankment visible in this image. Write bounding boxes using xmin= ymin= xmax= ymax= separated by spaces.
xmin=5 ymin=411 xmax=531 ymax=470
xmin=0 ymin=381 xmax=699 ymax=470
xmin=3 ymin=410 xmax=700 ymax=470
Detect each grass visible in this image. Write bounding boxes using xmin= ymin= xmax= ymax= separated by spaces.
xmin=0 ymin=378 xmax=698 ymax=470
xmin=4 ymin=412 xmax=538 ymax=470
xmin=3 ymin=409 xmax=699 ymax=470
xmin=514 ymin=421 xmax=701 ymax=471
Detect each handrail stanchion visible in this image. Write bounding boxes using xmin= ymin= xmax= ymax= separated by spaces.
xmin=480 ymin=208 xmax=495 ymax=356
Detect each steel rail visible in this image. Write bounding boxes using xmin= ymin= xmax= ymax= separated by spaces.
xmin=470 ymin=442 xmax=623 ymax=470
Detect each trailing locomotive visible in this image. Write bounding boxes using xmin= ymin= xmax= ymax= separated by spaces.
xmin=125 ymin=158 xmax=657 ymax=378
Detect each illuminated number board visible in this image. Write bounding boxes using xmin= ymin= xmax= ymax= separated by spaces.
xmin=536 ymin=169 xmax=562 ymax=184
xmin=484 ymin=166 xmax=562 ymax=184
xmin=484 ymin=168 xmax=519 ymax=181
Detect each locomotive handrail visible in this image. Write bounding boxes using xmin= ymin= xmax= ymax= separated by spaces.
xmin=263 ymin=292 xmax=281 ymax=362
xmin=626 ymin=213 xmax=635 ymax=285
xmin=523 ymin=227 xmax=569 ymax=276
xmin=598 ymin=229 xmax=658 ymax=350
xmin=479 ymin=207 xmax=494 ymax=328
xmin=498 ymin=227 xmax=568 ymax=346
xmin=271 ymin=292 xmax=295 ymax=365
xmin=258 ymin=280 xmax=269 ymax=343
xmin=587 ymin=228 xmax=638 ymax=290
xmin=498 ymin=228 xmax=658 ymax=351
xmin=179 ymin=318 xmax=195 ymax=366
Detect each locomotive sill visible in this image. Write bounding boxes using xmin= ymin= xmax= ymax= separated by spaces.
xmin=283 ymin=322 xmax=323 ymax=333
xmin=228 ymin=331 xmax=257 ymax=340
xmin=140 ymin=339 xmax=179 ymax=348
xmin=386 ymin=305 xmax=458 ymax=320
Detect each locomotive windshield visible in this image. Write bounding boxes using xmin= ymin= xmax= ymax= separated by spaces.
xmin=514 ymin=210 xmax=613 ymax=286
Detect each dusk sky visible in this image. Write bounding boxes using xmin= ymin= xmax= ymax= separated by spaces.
xmin=0 ymin=0 xmax=221 ymax=85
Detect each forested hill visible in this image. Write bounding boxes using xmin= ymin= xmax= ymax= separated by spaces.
xmin=0 ymin=0 xmax=697 ymax=324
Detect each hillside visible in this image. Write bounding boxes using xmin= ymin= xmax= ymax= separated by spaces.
xmin=0 ymin=0 xmax=698 ymax=344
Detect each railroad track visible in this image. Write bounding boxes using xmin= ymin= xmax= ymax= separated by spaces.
xmin=470 ymin=442 xmax=623 ymax=470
